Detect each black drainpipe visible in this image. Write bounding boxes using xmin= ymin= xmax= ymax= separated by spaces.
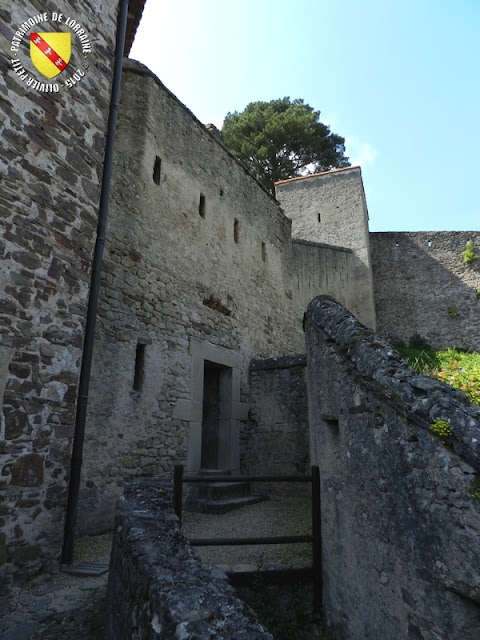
xmin=62 ymin=0 xmax=130 ymax=564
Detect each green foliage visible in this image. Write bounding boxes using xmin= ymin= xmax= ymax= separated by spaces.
xmin=430 ymin=419 xmax=453 ymax=443
xmin=448 ymin=305 xmax=458 ymax=318
xmin=397 ymin=346 xmax=480 ymax=406
xmin=470 ymin=477 xmax=480 ymax=501
xmin=397 ymin=347 xmax=438 ymax=372
xmin=408 ymin=333 xmax=432 ymax=350
xmin=462 ymin=240 xmax=479 ymax=264
xmin=222 ymin=97 xmax=350 ymax=192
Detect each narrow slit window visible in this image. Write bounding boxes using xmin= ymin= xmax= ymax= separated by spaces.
xmin=261 ymin=241 xmax=266 ymax=262
xmin=199 ymin=193 xmax=206 ymax=218
xmin=318 ymin=213 xmax=321 ymax=223
xmin=234 ymin=218 xmax=239 ymax=243
xmin=133 ymin=343 xmax=145 ymax=391
xmin=153 ymin=156 xmax=161 ymax=185
xmin=323 ymin=417 xmax=341 ymax=476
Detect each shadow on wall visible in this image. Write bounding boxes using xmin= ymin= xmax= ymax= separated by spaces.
xmin=304 ymin=296 xmax=480 ymax=640
xmin=371 ymin=232 xmax=480 ymax=351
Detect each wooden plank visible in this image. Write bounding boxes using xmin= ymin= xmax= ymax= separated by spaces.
xmin=189 ymin=535 xmax=313 ymax=547
xmin=183 ymin=474 xmax=312 ymax=483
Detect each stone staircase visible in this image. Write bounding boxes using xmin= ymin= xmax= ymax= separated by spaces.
xmin=187 ymin=470 xmax=267 ymax=514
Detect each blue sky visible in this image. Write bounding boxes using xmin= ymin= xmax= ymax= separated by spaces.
xmin=130 ymin=0 xmax=479 ymax=232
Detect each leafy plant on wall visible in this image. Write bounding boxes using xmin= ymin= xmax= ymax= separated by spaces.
xmin=462 ymin=240 xmax=479 ymax=264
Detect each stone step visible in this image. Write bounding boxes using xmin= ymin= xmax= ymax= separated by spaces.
xmin=198 ymin=481 xmax=251 ymax=500
xmin=197 ymin=468 xmax=231 ymax=476
xmin=198 ymin=494 xmax=267 ymax=515
xmin=60 ymin=562 xmax=109 ymax=576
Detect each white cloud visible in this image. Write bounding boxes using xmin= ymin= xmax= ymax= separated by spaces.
xmin=346 ymin=139 xmax=378 ymax=167
xmin=320 ymin=112 xmax=378 ymax=169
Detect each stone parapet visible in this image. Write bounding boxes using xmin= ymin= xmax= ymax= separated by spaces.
xmin=105 ymin=478 xmax=273 ymax=640
xmin=305 ymin=295 xmax=480 ymax=640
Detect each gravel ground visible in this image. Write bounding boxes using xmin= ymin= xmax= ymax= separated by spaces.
xmin=182 ymin=496 xmax=313 ymax=570
xmin=1 ymin=497 xmax=313 ymax=639
xmin=74 ymin=533 xmax=113 ymax=564
xmin=72 ymin=495 xmax=313 ymax=570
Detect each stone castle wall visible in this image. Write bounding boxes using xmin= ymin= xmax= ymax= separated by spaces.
xmin=292 ymin=239 xmax=357 ymax=319
xmin=276 ymin=168 xmax=377 ymax=330
xmin=305 ymin=297 xmax=480 ymax=639
xmin=105 ymin=478 xmax=274 ymax=640
xmin=0 ymin=0 xmax=118 ymax=582
xmin=2 ymin=2 xmax=479 ymax=588
xmin=78 ymin=61 xmax=302 ymax=533
xmin=371 ymin=231 xmax=480 ymax=351
xmin=78 ymin=63 xmax=372 ymax=534
xmin=244 ymin=355 xmax=309 ymax=487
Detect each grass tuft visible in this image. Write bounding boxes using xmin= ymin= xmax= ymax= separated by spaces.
xmin=397 ymin=346 xmax=480 ymax=406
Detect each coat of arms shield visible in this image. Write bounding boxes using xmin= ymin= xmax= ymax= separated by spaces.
xmin=30 ymin=32 xmax=71 ymax=78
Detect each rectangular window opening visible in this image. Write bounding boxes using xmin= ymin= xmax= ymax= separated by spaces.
xmin=318 ymin=213 xmax=321 ymax=223
xmin=133 ymin=342 xmax=145 ymax=391
xmin=234 ymin=218 xmax=239 ymax=243
xmin=261 ymin=241 xmax=266 ymax=261
xmin=153 ymin=156 xmax=161 ymax=185
xmin=199 ymin=193 xmax=206 ymax=218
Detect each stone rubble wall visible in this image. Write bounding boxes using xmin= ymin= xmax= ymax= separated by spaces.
xmin=105 ymin=477 xmax=274 ymax=640
xmin=79 ymin=60 xmax=298 ymax=532
xmin=78 ymin=61 xmax=361 ymax=534
xmin=0 ymin=0 xmax=118 ymax=583
xmin=371 ymin=231 xmax=480 ymax=351
xmin=305 ymin=296 xmax=480 ymax=640
xmin=3 ymin=3 xmax=479 ymax=589
xmin=292 ymin=239 xmax=357 ymax=323
xmin=276 ymin=168 xmax=377 ymax=330
xmin=243 ymin=355 xmax=309 ymax=493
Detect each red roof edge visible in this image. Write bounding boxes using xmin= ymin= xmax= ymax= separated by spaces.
xmin=274 ymin=165 xmax=361 ymax=187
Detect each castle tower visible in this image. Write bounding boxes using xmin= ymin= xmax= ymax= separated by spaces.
xmin=0 ymin=0 xmax=144 ymax=582
xmin=275 ymin=167 xmax=376 ymax=329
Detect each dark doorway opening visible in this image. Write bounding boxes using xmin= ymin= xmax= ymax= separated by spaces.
xmin=201 ymin=361 xmax=227 ymax=470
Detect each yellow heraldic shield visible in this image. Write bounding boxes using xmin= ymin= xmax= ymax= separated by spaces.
xmin=30 ymin=32 xmax=71 ymax=78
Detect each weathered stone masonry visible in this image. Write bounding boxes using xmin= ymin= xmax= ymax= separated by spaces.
xmin=105 ymin=478 xmax=274 ymax=640
xmin=305 ymin=297 xmax=480 ymax=640
xmin=0 ymin=0 xmax=119 ymax=582
xmin=2 ymin=0 xmax=479 ymax=591
xmin=276 ymin=168 xmax=377 ymax=331
xmin=371 ymin=231 xmax=480 ymax=350
xmin=77 ymin=61 xmax=367 ymax=534
xmin=244 ymin=355 xmax=309 ymax=485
